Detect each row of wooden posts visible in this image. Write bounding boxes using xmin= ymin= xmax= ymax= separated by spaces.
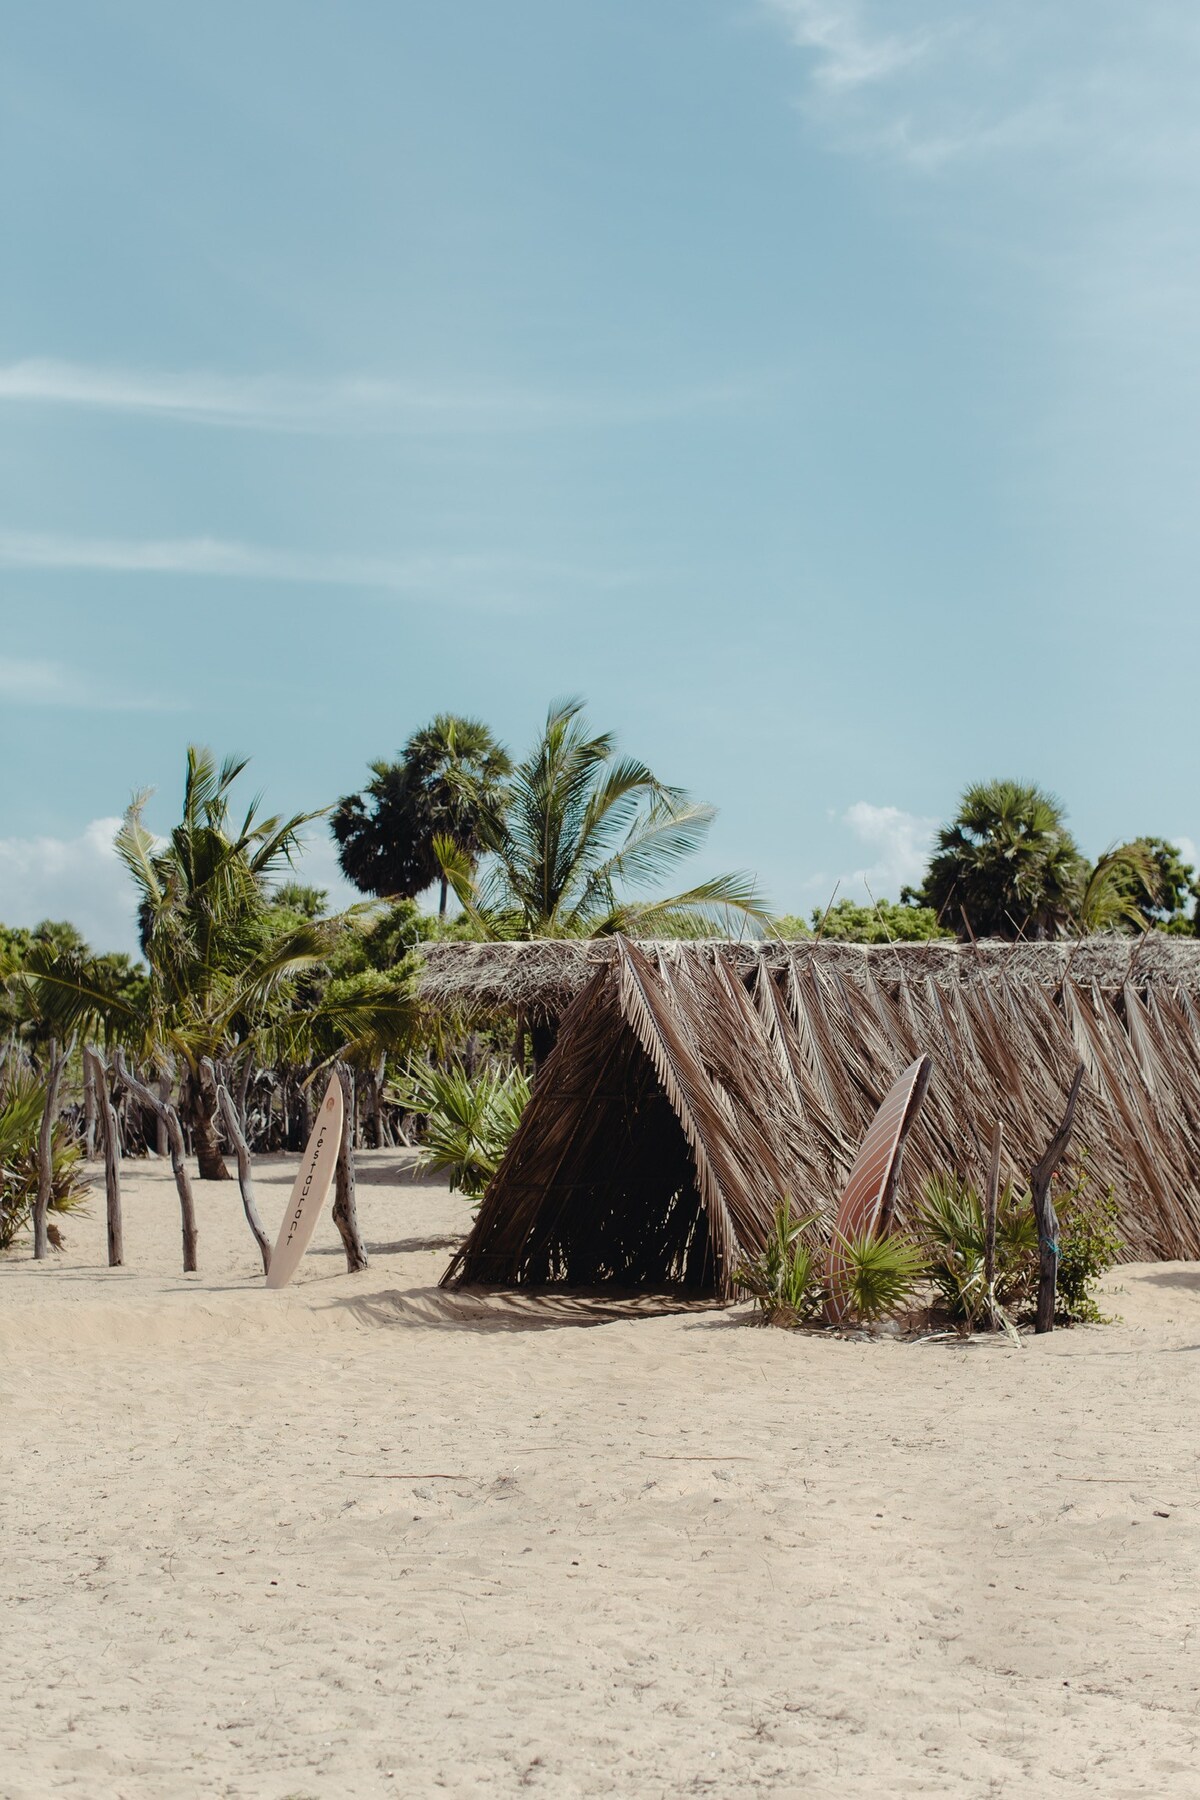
xmin=32 ymin=1046 xmax=367 ymax=1282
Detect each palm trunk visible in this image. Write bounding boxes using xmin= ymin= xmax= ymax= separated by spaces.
xmin=439 ymin=875 xmax=449 ymax=918
xmin=193 ymin=1060 xmax=230 ymax=1180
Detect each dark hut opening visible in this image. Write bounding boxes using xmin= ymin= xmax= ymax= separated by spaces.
xmin=513 ymin=1038 xmax=716 ymax=1291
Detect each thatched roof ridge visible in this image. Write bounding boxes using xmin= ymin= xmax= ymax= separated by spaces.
xmin=418 ymin=934 xmax=1200 ymax=1021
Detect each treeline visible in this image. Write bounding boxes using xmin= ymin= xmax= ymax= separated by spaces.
xmin=2 ymin=702 xmax=1194 ymax=1255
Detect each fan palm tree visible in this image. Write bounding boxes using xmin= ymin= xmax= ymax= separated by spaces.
xmin=434 ymin=697 xmax=768 ymax=940
xmin=333 ymin=714 xmax=512 ymax=914
xmin=919 ymin=780 xmax=1085 ymax=940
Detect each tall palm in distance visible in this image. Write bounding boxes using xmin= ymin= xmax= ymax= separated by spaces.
xmin=435 ymin=697 xmax=767 ymax=939
xmin=333 ymin=714 xmax=512 ymax=916
xmin=918 ymin=780 xmax=1085 ymax=940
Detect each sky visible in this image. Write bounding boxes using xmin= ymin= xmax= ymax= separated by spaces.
xmin=2 ymin=1 xmax=1199 ymax=954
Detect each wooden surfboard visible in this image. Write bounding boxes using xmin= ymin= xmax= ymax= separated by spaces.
xmin=825 ymin=1053 xmax=932 ymax=1324
xmin=265 ymin=1075 xmax=344 ymax=1290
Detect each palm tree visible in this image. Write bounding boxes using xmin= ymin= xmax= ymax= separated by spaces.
xmin=919 ymin=780 xmax=1085 ymax=940
xmin=435 ymin=697 xmax=767 ymax=940
xmin=332 ymin=714 xmax=512 ymax=915
xmin=33 ymin=748 xmax=333 ymax=1178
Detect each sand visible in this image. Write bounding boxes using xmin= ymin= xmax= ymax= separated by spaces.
xmin=3 ymin=1152 xmax=1199 ymax=1800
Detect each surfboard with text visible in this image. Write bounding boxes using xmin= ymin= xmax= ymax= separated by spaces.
xmin=265 ymin=1075 xmax=344 ymax=1289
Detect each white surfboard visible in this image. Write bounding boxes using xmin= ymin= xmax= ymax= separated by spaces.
xmin=265 ymin=1075 xmax=344 ymax=1289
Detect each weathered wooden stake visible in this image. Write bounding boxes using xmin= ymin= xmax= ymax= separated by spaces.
xmin=211 ymin=1064 xmax=271 ymax=1276
xmin=84 ymin=1056 xmax=97 ymax=1161
xmin=33 ymin=1038 xmax=68 ymax=1260
xmin=115 ymin=1052 xmax=199 ymax=1273
xmin=332 ymin=1061 xmax=368 ymax=1273
xmin=983 ymin=1120 xmax=1002 ymax=1327
xmin=84 ymin=1047 xmax=124 ymax=1266
xmin=1030 ymin=1064 xmax=1085 ymax=1335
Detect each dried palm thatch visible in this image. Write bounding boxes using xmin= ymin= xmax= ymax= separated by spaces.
xmin=442 ymin=938 xmax=823 ymax=1298
xmin=437 ymin=934 xmax=1200 ymax=1289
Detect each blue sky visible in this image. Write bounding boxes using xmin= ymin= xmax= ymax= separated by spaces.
xmin=2 ymin=2 xmax=1198 ymax=953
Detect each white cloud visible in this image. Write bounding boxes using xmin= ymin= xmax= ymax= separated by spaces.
xmin=0 ymin=818 xmax=140 ymax=954
xmin=802 ymin=801 xmax=936 ymax=907
xmin=0 ymin=358 xmax=754 ymax=435
xmin=0 ymin=529 xmax=619 ymax=602
xmin=764 ymin=0 xmax=929 ymax=91
xmin=0 ymin=656 xmax=178 ymax=711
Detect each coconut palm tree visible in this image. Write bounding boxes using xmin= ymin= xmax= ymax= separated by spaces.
xmin=435 ymin=697 xmax=767 ymax=941
xmin=31 ymin=749 xmax=334 ymax=1178
xmin=333 ymin=714 xmax=512 ymax=915
xmin=919 ymin=780 xmax=1085 ymax=940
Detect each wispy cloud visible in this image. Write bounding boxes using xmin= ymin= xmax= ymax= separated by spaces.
xmin=0 ymin=656 xmax=180 ymax=711
xmin=0 ymin=358 xmax=755 ymax=435
xmin=802 ymin=800 xmax=936 ymax=904
xmin=0 ymin=528 xmax=625 ymax=601
xmin=764 ymin=0 xmax=929 ymax=90
xmin=761 ymin=2 xmax=1200 ymax=172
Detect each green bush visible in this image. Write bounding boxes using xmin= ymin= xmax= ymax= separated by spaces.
xmin=0 ymin=1068 xmax=90 ymax=1251
xmin=396 ymin=1060 xmax=530 ymax=1200
xmin=736 ymin=1199 xmax=825 ymax=1325
xmin=1054 ymin=1165 xmax=1123 ymax=1323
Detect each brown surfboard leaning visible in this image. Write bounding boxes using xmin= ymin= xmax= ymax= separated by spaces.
xmin=265 ymin=1074 xmax=344 ymax=1290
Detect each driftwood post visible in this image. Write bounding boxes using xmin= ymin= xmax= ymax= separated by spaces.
xmin=210 ymin=1065 xmax=272 ymax=1276
xmin=33 ymin=1038 xmax=68 ymax=1260
xmin=84 ymin=1046 xmax=124 ymax=1266
xmin=983 ymin=1120 xmax=1002 ymax=1328
xmin=114 ymin=1052 xmax=199 ymax=1273
xmin=1030 ymin=1065 xmax=1085 ymax=1335
xmin=332 ymin=1061 xmax=368 ymax=1273
xmin=84 ymin=1057 xmax=97 ymax=1160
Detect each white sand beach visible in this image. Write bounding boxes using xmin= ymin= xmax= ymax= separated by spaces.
xmin=3 ymin=1154 xmax=1199 ymax=1799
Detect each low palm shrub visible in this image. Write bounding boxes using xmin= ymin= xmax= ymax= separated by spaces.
xmin=397 ymin=1060 xmax=530 ymax=1200
xmin=916 ymin=1161 xmax=1122 ymax=1328
xmin=834 ymin=1228 xmax=927 ymax=1324
xmin=736 ymin=1199 xmax=824 ymax=1325
xmin=917 ymin=1173 xmax=1038 ymax=1325
xmin=0 ymin=1067 xmax=90 ymax=1251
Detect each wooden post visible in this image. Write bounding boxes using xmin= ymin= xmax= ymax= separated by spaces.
xmin=156 ymin=1067 xmax=171 ymax=1158
xmin=84 ymin=1055 xmax=97 ymax=1161
xmin=85 ymin=1046 xmax=124 ymax=1266
xmin=332 ymin=1061 xmax=368 ymax=1273
xmin=1030 ymin=1065 xmax=1085 ymax=1335
xmin=211 ymin=1064 xmax=271 ymax=1275
xmin=33 ymin=1038 xmax=68 ymax=1260
xmin=114 ymin=1052 xmax=199 ymax=1273
xmin=983 ymin=1120 xmax=1002 ymax=1327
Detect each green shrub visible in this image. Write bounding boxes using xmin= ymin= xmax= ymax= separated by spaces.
xmin=0 ymin=1068 xmax=90 ymax=1251
xmin=396 ymin=1060 xmax=530 ymax=1200
xmin=917 ymin=1172 xmax=1037 ymax=1324
xmin=736 ymin=1199 xmax=825 ymax=1325
xmin=834 ymin=1229 xmax=926 ymax=1324
xmin=1054 ymin=1164 xmax=1123 ymax=1323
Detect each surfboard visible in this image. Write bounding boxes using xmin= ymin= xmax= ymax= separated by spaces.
xmin=825 ymin=1053 xmax=932 ymax=1324
xmin=265 ymin=1074 xmax=344 ymax=1290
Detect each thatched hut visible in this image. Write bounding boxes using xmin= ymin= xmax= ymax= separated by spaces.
xmin=428 ymin=935 xmax=1200 ymax=1282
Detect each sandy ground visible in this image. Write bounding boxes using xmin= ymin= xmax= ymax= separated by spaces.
xmin=3 ymin=1153 xmax=1200 ymax=1800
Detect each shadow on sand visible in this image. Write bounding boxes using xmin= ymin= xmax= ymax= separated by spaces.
xmin=324 ymin=1284 xmax=728 ymax=1334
